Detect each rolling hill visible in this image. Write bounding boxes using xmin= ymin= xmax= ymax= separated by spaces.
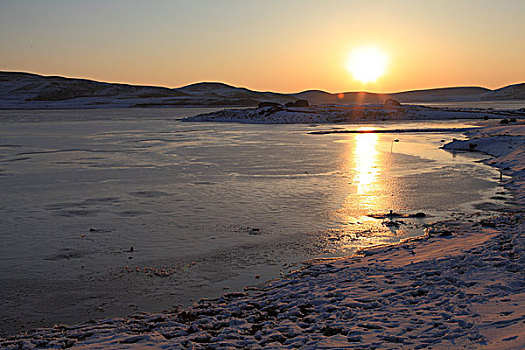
xmin=0 ymin=71 xmax=523 ymax=109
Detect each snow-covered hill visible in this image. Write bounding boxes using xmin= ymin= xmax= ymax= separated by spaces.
xmin=0 ymin=71 xmax=523 ymax=109
xmin=481 ymin=83 xmax=525 ymax=100
xmin=292 ymin=90 xmax=389 ymax=105
xmin=390 ymin=87 xmax=490 ymax=102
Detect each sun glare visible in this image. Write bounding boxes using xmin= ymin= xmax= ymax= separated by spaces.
xmin=346 ymin=46 xmax=388 ymax=83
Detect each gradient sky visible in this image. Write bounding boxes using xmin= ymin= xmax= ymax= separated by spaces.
xmin=1 ymin=0 xmax=524 ymax=93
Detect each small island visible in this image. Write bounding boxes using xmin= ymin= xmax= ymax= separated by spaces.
xmin=182 ymin=99 xmax=525 ymax=124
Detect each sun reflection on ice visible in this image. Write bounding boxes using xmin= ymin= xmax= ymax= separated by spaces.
xmin=337 ymin=128 xmax=384 ymax=215
xmin=353 ymin=131 xmax=379 ymax=197
xmin=328 ymin=129 xmax=439 ymax=256
xmin=328 ymin=130 xmax=402 ymax=255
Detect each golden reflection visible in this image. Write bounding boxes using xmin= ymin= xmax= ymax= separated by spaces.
xmin=336 ymin=128 xmax=393 ymax=218
xmin=353 ymin=131 xmax=379 ymax=196
xmin=330 ymin=130 xmax=406 ymax=255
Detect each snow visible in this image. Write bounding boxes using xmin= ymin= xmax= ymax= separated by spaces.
xmin=391 ymin=86 xmax=490 ymax=102
xmin=0 ymin=72 xmax=289 ymax=109
xmin=1 ymin=124 xmax=523 ymax=349
xmin=481 ymin=83 xmax=525 ymax=100
xmin=181 ymin=104 xmax=525 ymax=124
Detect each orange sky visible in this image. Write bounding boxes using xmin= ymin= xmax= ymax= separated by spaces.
xmin=1 ymin=1 xmax=524 ymax=93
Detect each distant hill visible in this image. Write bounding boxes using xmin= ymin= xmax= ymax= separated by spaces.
xmin=177 ymin=82 xmax=294 ymax=104
xmin=481 ymin=83 xmax=525 ymax=100
xmin=0 ymin=72 xmax=295 ymax=109
xmin=293 ymin=90 xmax=389 ymax=105
xmin=0 ymin=71 xmax=523 ymax=109
xmin=390 ymin=87 xmax=491 ymax=102
xmin=0 ymin=71 xmax=188 ymax=100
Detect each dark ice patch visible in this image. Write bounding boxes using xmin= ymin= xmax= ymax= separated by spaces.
xmin=57 ymin=209 xmax=100 ymax=217
xmin=46 ymin=197 xmax=120 ymax=211
xmin=44 ymin=249 xmax=88 ymax=261
xmin=115 ymin=210 xmax=150 ymax=217
xmin=129 ymin=191 xmax=169 ymax=198
xmin=83 ymin=197 xmax=120 ymax=204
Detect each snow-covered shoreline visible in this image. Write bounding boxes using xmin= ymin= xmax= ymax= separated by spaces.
xmin=1 ymin=124 xmax=523 ymax=349
xmin=443 ymin=124 xmax=525 ymax=205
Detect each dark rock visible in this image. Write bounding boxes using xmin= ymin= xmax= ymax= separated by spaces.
xmin=177 ymin=311 xmax=197 ymax=322
xmin=250 ymin=228 xmax=260 ymax=235
xmin=321 ymin=326 xmax=344 ymax=336
xmin=384 ymin=98 xmax=402 ymax=107
xmin=224 ymin=292 xmax=248 ymax=298
xmin=294 ymin=99 xmax=309 ymax=107
xmin=500 ymin=118 xmax=509 ymax=124
xmin=284 ymin=99 xmax=310 ymax=108
xmin=248 ymin=324 xmax=264 ymax=335
xmin=410 ymin=288 xmax=429 ymax=297
xmin=258 ymin=101 xmax=282 ymax=109
xmin=298 ymin=304 xmax=313 ymax=315
xmin=186 ymin=324 xmax=199 ymax=334
xmin=62 ymin=339 xmax=76 ymax=348
xmin=88 ymin=227 xmax=111 ymax=233
xmin=259 ymin=104 xmax=284 ymax=116
xmin=480 ymin=220 xmax=496 ymax=227
xmin=383 ymin=221 xmax=400 ymax=227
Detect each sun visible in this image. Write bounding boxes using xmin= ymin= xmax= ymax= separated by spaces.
xmin=346 ymin=46 xmax=388 ymax=83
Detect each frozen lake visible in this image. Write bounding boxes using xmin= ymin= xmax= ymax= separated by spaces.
xmin=0 ymin=108 xmax=510 ymax=334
